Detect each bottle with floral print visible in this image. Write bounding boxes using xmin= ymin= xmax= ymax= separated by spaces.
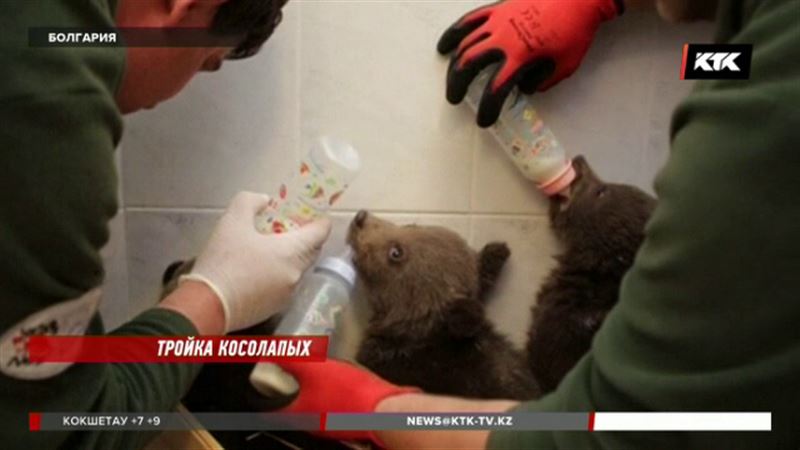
xmin=255 ymin=136 xmax=360 ymax=234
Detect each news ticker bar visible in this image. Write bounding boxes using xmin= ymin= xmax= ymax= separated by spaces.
xmin=28 ymin=28 xmax=241 ymax=48
xmin=29 ymin=412 xmax=771 ymax=432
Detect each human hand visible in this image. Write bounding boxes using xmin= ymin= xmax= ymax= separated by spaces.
xmin=438 ymin=0 xmax=622 ymax=127
xmin=274 ymin=359 xmax=420 ymax=446
xmin=181 ymin=191 xmax=331 ymax=333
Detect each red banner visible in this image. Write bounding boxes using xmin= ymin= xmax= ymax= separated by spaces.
xmin=26 ymin=336 xmax=328 ymax=363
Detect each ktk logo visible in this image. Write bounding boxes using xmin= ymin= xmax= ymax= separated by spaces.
xmin=695 ymin=52 xmax=740 ymax=71
xmin=681 ymin=43 xmax=752 ymax=80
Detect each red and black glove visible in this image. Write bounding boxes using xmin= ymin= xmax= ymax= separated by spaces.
xmin=438 ymin=0 xmax=623 ymax=127
xmin=277 ymin=359 xmax=420 ymax=447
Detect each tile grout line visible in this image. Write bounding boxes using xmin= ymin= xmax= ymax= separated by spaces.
xmin=295 ymin=0 xmax=303 ymax=172
xmin=114 ymin=144 xmax=134 ymax=314
xmin=124 ymin=205 xmax=550 ymax=220
xmin=642 ymin=18 xmax=660 ymax=184
xmin=126 ymin=206 xmax=226 ymax=213
xmin=468 ymin=125 xmax=478 ymax=243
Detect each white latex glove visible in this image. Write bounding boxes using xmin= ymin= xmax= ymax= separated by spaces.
xmin=180 ymin=191 xmax=332 ymax=333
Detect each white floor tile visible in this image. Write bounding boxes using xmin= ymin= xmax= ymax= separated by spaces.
xmin=121 ymin=2 xmax=301 ymax=208
xmin=471 ymin=215 xmax=560 ymax=347
xmin=125 ymin=210 xmax=221 ymax=317
xmin=297 ymin=1 xmax=483 ymax=212
xmin=99 ymin=211 xmax=130 ymax=330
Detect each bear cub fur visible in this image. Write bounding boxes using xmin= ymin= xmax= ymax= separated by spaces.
xmin=349 ymin=211 xmax=540 ymax=400
xmin=527 ymin=155 xmax=656 ymax=393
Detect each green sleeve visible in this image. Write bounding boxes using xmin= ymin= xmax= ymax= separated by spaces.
xmin=490 ymin=0 xmax=800 ymax=449
xmin=0 ymin=88 xmax=203 ymax=450
xmin=0 ymin=3 xmax=201 ymax=450
xmin=58 ymin=309 xmax=202 ymax=450
xmin=107 ymin=309 xmax=202 ymax=419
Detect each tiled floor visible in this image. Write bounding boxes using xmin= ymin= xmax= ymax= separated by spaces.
xmin=105 ymin=2 xmax=714 ymax=354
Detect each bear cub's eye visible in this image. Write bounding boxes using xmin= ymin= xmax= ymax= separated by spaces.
xmin=596 ymin=185 xmax=608 ymax=198
xmin=388 ymin=244 xmax=405 ymax=263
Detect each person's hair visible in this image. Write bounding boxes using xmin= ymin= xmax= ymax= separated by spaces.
xmin=210 ymin=0 xmax=290 ymax=60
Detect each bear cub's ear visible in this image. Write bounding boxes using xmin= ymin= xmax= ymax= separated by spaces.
xmin=162 ymin=260 xmax=187 ymax=286
xmin=477 ymin=242 xmax=511 ymax=301
xmin=160 ymin=259 xmax=195 ymax=300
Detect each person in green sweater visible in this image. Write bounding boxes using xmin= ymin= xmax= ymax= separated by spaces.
xmin=0 ymin=1 xmax=331 ymax=449
xmin=275 ymin=0 xmax=800 ymax=449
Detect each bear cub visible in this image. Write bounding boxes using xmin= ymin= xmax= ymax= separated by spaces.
xmin=527 ymin=155 xmax=656 ymax=393
xmin=349 ymin=211 xmax=540 ymax=400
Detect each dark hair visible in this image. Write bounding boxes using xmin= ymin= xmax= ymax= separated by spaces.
xmin=210 ymin=0 xmax=290 ymax=60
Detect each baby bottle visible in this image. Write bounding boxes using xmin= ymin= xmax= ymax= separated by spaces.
xmin=249 ymin=248 xmax=357 ymax=398
xmin=249 ymin=136 xmax=360 ymax=400
xmin=255 ymin=136 xmax=360 ymax=234
xmin=465 ymin=64 xmax=575 ymax=195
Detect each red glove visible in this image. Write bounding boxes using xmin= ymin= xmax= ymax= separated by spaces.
xmin=277 ymin=359 xmax=420 ymax=447
xmin=438 ymin=0 xmax=623 ymax=127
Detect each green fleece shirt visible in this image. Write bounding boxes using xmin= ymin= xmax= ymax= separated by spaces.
xmin=0 ymin=2 xmax=201 ymax=450
xmin=489 ymin=0 xmax=800 ymax=449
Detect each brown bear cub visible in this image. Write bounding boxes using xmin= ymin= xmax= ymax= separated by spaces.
xmin=349 ymin=211 xmax=540 ymax=400
xmin=527 ymin=156 xmax=656 ymax=393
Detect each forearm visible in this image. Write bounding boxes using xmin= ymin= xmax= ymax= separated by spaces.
xmin=375 ymin=393 xmax=518 ymax=450
xmin=48 ymin=308 xmax=209 ymax=450
xmin=158 ymin=280 xmax=225 ymax=335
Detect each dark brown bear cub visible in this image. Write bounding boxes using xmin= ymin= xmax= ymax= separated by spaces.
xmin=349 ymin=211 xmax=540 ymax=400
xmin=527 ymin=156 xmax=656 ymax=393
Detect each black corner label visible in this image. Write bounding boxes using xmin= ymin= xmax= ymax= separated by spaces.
xmin=681 ymin=43 xmax=752 ymax=80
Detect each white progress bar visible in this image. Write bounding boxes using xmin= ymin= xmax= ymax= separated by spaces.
xmin=592 ymin=412 xmax=771 ymax=431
